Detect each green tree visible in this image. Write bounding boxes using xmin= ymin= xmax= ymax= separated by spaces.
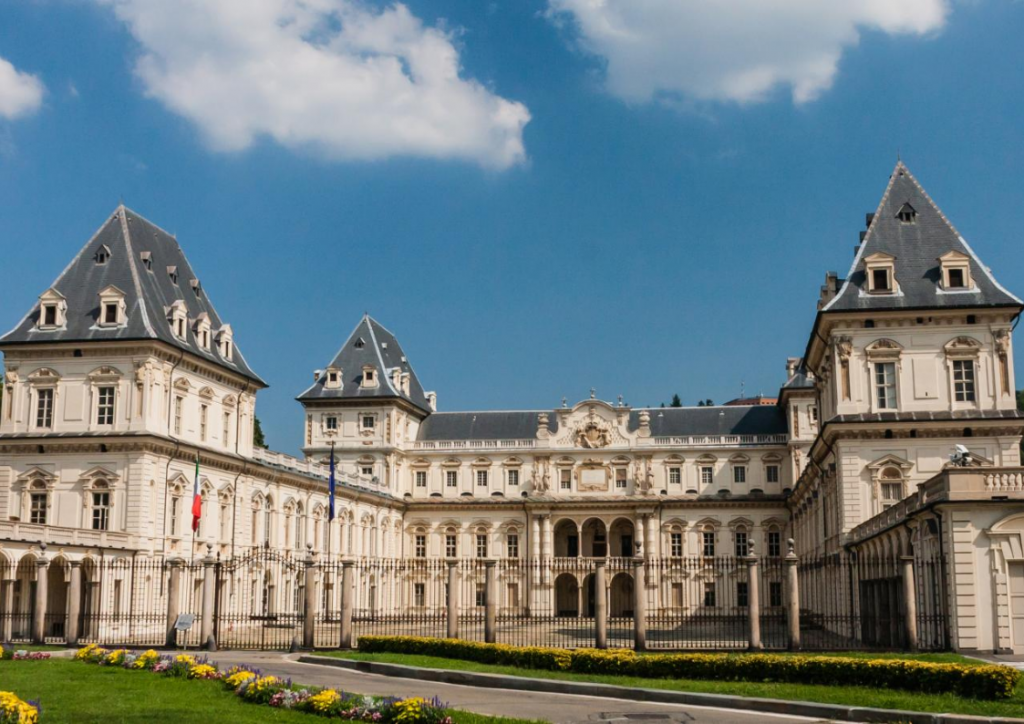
xmin=253 ymin=416 xmax=267 ymax=449
xmin=670 ymin=394 xmax=682 ymax=408
xmin=697 ymin=398 xmax=714 ymax=407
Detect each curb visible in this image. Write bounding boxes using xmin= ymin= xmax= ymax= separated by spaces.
xmin=298 ymin=655 xmax=1021 ymax=724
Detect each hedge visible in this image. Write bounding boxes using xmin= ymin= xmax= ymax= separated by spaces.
xmin=356 ymin=636 xmax=1021 ymax=701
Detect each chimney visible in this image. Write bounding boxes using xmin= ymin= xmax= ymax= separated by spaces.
xmin=313 ymin=369 xmax=322 ymax=382
xmin=786 ymin=357 xmax=801 ymax=377
xmin=426 ymin=392 xmax=437 ymax=412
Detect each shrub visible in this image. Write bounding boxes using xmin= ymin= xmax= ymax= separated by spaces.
xmin=356 ymin=636 xmax=1021 ymax=701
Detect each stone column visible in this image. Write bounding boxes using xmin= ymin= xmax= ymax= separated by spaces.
xmin=66 ymin=561 xmax=83 ymax=646
xmin=531 ymin=516 xmax=541 ymax=588
xmin=541 ymin=516 xmax=552 ymax=586
xmin=33 ymin=547 xmax=49 ymax=645
xmin=201 ymin=546 xmax=217 ymax=651
xmin=303 ymin=548 xmax=316 ymax=649
xmin=746 ymin=548 xmax=762 ymax=651
xmin=594 ymin=560 xmax=608 ymax=649
xmin=485 ymin=559 xmax=498 ymax=644
xmin=447 ymin=560 xmax=459 ymax=639
xmin=635 ymin=516 xmax=646 ymax=558
xmin=785 ymin=539 xmax=801 ymax=650
xmin=339 ymin=560 xmax=355 ymax=649
xmin=1 ymin=579 xmax=13 ymax=643
xmin=900 ymin=555 xmax=919 ymax=651
xmin=166 ymin=558 xmax=183 ymax=648
xmin=644 ymin=515 xmax=655 ymax=561
xmin=632 ymin=557 xmax=646 ymax=651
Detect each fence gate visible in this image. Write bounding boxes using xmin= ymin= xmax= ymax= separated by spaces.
xmin=214 ymin=548 xmax=305 ymax=650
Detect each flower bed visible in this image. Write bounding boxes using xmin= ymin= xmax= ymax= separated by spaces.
xmin=0 ymin=646 xmax=50 ymax=662
xmin=0 ymin=691 xmax=40 ymax=724
xmin=75 ymin=644 xmax=453 ymax=722
xmin=356 ymin=635 xmax=1022 ymax=701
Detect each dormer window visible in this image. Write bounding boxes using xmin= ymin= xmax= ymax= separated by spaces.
xmin=354 ymin=337 xmax=365 ymax=349
xmin=191 ymin=279 xmax=201 ymax=298
xmin=896 ymin=203 xmax=916 ymax=224
xmin=95 ymin=245 xmax=111 ymax=264
xmin=361 ymin=365 xmax=377 ymax=388
xmin=167 ymin=266 xmax=178 ymax=284
xmin=325 ymin=367 xmax=342 ymax=390
xmin=167 ymin=301 xmax=188 ymax=340
xmin=37 ymin=289 xmax=67 ymax=330
xmin=938 ymin=251 xmax=973 ymax=291
xmin=216 ymin=325 xmax=234 ymax=361
xmin=97 ymin=286 xmax=127 ymax=328
xmin=194 ymin=313 xmax=212 ymax=350
xmin=864 ymin=252 xmax=898 ymax=295
xmin=140 ymin=251 xmax=153 ymax=271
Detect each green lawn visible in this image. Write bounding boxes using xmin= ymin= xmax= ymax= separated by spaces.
xmin=0 ymin=658 xmax=537 ymax=724
xmin=320 ymin=650 xmax=1024 ymax=720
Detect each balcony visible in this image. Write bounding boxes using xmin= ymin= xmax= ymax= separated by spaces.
xmin=411 ymin=439 xmax=537 ymax=452
xmin=0 ymin=520 xmax=137 ymax=550
xmin=651 ymin=434 xmax=788 ymax=447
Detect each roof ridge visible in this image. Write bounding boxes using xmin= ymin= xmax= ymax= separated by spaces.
xmin=117 ymin=206 xmax=157 ymax=338
xmin=364 ymin=316 xmax=400 ymax=396
xmin=121 ymin=205 xmax=180 ymax=245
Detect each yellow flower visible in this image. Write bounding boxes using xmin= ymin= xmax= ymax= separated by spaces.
xmin=187 ymin=664 xmax=218 ymax=679
xmin=225 ymin=670 xmax=257 ymax=690
xmin=132 ymin=650 xmax=160 ymax=669
xmin=307 ymin=689 xmax=341 ymax=713
xmin=394 ymin=697 xmax=427 ymax=724
xmin=175 ymin=654 xmax=197 ymax=666
xmin=0 ymin=691 xmax=40 ymax=724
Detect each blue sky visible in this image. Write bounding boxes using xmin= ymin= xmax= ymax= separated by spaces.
xmin=1 ymin=0 xmax=1024 ymax=456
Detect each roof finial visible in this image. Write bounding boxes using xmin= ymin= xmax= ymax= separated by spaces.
xmin=590 ymin=387 xmax=596 ymax=399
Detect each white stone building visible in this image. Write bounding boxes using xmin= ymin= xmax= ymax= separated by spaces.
xmin=1 ymin=161 xmax=1023 ymax=652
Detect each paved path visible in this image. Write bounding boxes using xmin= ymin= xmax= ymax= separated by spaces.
xmin=203 ymin=651 xmax=837 ymax=724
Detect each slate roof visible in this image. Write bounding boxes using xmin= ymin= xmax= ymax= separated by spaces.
xmin=297 ymin=315 xmax=432 ymax=412
xmin=826 ymin=409 xmax=1024 ymax=424
xmin=781 ymin=365 xmax=815 ymax=390
xmin=823 ymin=162 xmax=1022 ymax=313
xmin=0 ymin=206 xmax=264 ymax=385
xmin=414 ymin=404 xmax=786 ymax=441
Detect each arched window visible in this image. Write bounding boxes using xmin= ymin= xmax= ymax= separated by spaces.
xmin=91 ymin=480 xmax=111 ymax=531
xmin=444 ymin=526 xmax=458 ymax=558
xmin=296 ymin=503 xmax=305 ymax=550
xmin=263 ymin=497 xmax=273 ymax=545
xmin=28 ymin=480 xmax=48 ymax=525
xmin=700 ymin=524 xmax=716 ymax=558
xmin=505 ymin=527 xmax=520 ymax=558
xmin=879 ymin=467 xmax=905 ymax=509
xmin=733 ymin=525 xmax=749 ymax=558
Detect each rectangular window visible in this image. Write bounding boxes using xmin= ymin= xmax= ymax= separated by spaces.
xmin=476 ymin=470 xmax=488 ymax=487
xmin=700 ymin=466 xmax=713 ymax=486
xmin=446 ymin=470 xmax=458 ymax=488
xmin=507 ymin=533 xmax=519 ymax=558
xmin=97 ymin=386 xmax=115 ymax=426
xmin=92 ymin=492 xmax=110 ymax=531
xmin=703 ymin=582 xmax=716 ymax=607
xmin=36 ymin=388 xmax=54 ymax=429
xmin=476 ymin=534 xmax=488 ymax=558
xmin=769 ymin=581 xmax=783 ymax=608
xmin=361 ymin=466 xmax=373 ymax=477
xmin=615 ymin=469 xmax=628 ymax=489
xmin=702 ymin=531 xmax=715 ymax=557
xmin=872 ymin=268 xmax=891 ymax=291
xmin=223 ymin=413 xmax=231 ymax=447
xmin=948 ymin=268 xmax=966 ymax=288
xmin=415 ymin=471 xmax=427 ymax=488
xmin=953 ymin=359 xmax=976 ymax=402
xmin=874 ymin=362 xmax=897 ymax=409
xmin=43 ymin=305 xmax=57 ymax=326
xmin=174 ymin=396 xmax=183 ymax=435
xmin=737 ymin=581 xmax=749 ymax=607
xmin=220 ymin=503 xmax=230 ymax=541
xmin=733 ymin=466 xmax=746 ymax=484
xmin=413 ymin=583 xmax=425 ymax=607
xmin=734 ymin=531 xmax=748 ymax=557
xmin=325 ymin=416 xmax=338 ymax=431
xmin=507 ymin=469 xmax=519 ymax=486
xmin=810 ymin=406 xmax=818 ymax=424
xmin=768 ymin=530 xmax=781 ymax=558
xmin=104 ymin=303 xmax=118 ymax=325
xmin=668 ymin=467 xmax=681 ymax=485
xmin=670 ymin=532 xmax=683 ymax=557
xmin=766 ymin=465 xmax=780 ymax=484
xmin=476 ymin=586 xmax=485 ymax=607
xmin=508 ymin=582 xmax=520 ymax=608
xmin=881 ymin=482 xmax=903 ymax=508
xmin=414 ymin=534 xmax=426 ymax=558
xmin=560 ymin=469 xmax=571 ymax=490
xmin=200 ymin=404 xmax=208 ymax=441
xmin=445 ymin=534 xmax=457 ymax=558
xmin=29 ymin=493 xmax=47 ymax=525
xmin=362 ymin=415 xmax=375 ymax=430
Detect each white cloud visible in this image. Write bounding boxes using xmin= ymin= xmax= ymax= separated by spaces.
xmin=547 ymin=0 xmax=949 ymax=105
xmin=0 ymin=56 xmax=45 ymax=120
xmin=99 ymin=0 xmax=530 ymax=169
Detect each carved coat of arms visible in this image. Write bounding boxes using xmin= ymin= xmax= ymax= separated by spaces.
xmin=575 ymin=420 xmax=612 ymax=449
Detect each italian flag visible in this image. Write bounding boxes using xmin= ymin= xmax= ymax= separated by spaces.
xmin=191 ymin=453 xmax=202 ymax=532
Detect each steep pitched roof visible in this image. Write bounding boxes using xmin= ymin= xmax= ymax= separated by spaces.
xmin=418 ymin=411 xmax=554 ymax=440
xmin=823 ymin=162 xmax=1022 ymax=313
xmin=297 ymin=314 xmax=431 ymax=412
xmin=0 ymin=206 xmax=264 ymax=385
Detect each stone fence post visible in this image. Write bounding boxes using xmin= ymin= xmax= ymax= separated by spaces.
xmin=165 ymin=558 xmax=183 ymax=648
xmin=632 ymin=557 xmax=646 ymax=651
xmin=785 ymin=539 xmax=801 ymax=650
xmin=484 ymin=560 xmax=498 ymax=644
xmin=66 ymin=560 xmax=83 ymax=647
xmin=900 ymin=555 xmax=919 ymax=651
xmin=339 ymin=560 xmax=355 ymax=649
xmin=303 ymin=546 xmax=317 ymax=650
xmin=32 ymin=544 xmax=49 ymax=645
xmin=594 ymin=560 xmax=608 ymax=649
xmin=201 ymin=545 xmax=217 ymax=651
xmin=746 ymin=546 xmax=762 ymax=651
xmin=447 ymin=561 xmax=460 ymax=639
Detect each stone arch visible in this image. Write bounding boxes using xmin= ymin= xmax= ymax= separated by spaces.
xmin=554 ymin=572 xmax=579 ymax=617
xmin=610 ymin=571 xmax=634 ymax=617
